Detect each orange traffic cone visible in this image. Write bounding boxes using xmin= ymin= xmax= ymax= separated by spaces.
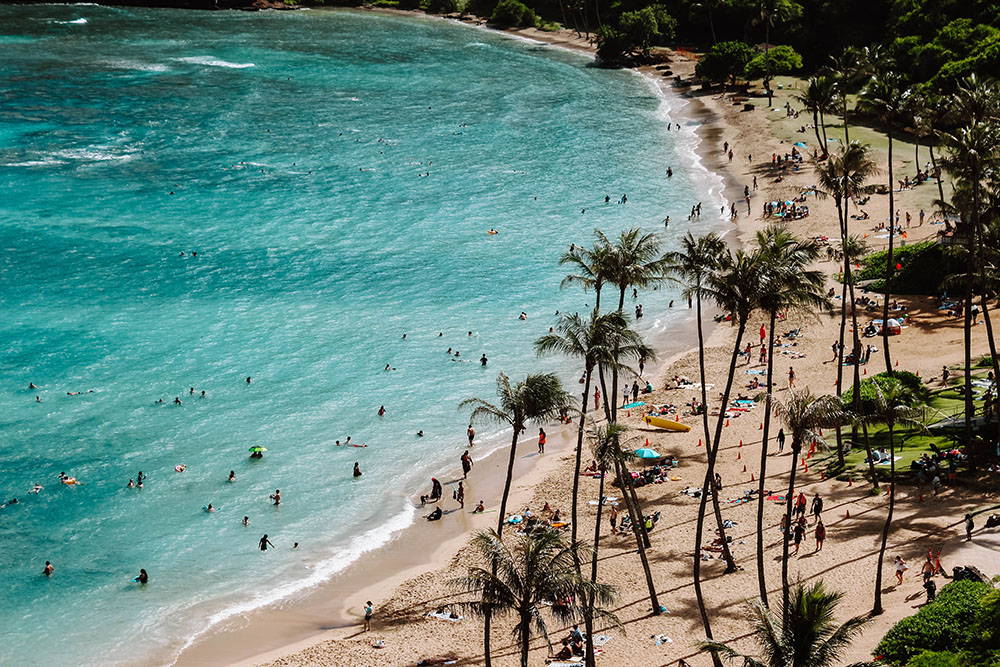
xmin=627 ymin=410 xmax=631 ymax=417
xmin=697 ymin=439 xmax=703 ymax=447
xmin=759 ymin=422 xmax=763 ymax=430
xmin=845 ymin=509 xmax=851 ymax=519
xmin=804 ymin=464 xmax=809 ymax=473
xmin=725 ymin=418 xmax=731 ymax=427
xmin=737 ymin=450 xmax=742 ymax=460
xmin=848 ymin=478 xmax=853 ymax=487
xmin=751 ymin=472 xmax=755 ymax=481
xmin=863 ymin=367 xmax=867 ymax=375
xmin=742 ymin=464 xmax=747 ymax=473
xmin=645 ymin=438 xmax=650 ymax=447
xmin=739 ymin=440 xmax=743 ymax=448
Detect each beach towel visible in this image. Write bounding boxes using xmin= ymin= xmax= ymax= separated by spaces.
xmin=745 ymin=369 xmax=765 ymax=375
xmin=592 ymin=635 xmax=612 ymax=647
xmin=547 ymin=662 xmax=584 ymax=667
xmin=427 ymin=610 xmax=463 ymax=622
xmin=875 ymin=455 xmax=903 ymax=466
xmin=622 ymin=401 xmax=646 ymax=409
xmin=652 ymin=634 xmax=674 ymax=646
xmin=766 ymin=494 xmax=786 ymax=502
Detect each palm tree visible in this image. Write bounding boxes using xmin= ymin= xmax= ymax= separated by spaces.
xmin=851 ymin=377 xmax=923 ymax=615
xmin=753 ymin=225 xmax=828 ymax=607
xmin=858 ymin=71 xmax=910 ymax=375
xmin=535 ymin=311 xmax=651 ymax=549
xmin=602 ymin=228 xmax=668 ymax=422
xmin=460 ymin=372 xmax=571 ymax=666
xmin=814 ymin=143 xmax=878 ymax=474
xmin=794 ymin=76 xmax=836 ymax=158
xmin=560 ymin=238 xmax=613 ymax=312
xmin=752 ymin=0 xmax=802 ymax=107
xmin=771 ymin=391 xmax=848 ymax=618
xmin=453 ymin=530 xmax=618 ymax=667
xmin=584 ymin=422 xmax=634 ymax=667
xmin=825 ymin=47 xmax=862 ymax=142
xmin=699 ymin=581 xmax=876 ymax=667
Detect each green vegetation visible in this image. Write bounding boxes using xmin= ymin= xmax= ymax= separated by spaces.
xmin=856 ymin=241 xmax=964 ymax=295
xmin=744 ymin=45 xmax=802 ymax=98
xmin=695 ymin=40 xmax=755 ymax=86
xmin=489 ymin=0 xmax=537 ymax=27
xmin=876 ymin=581 xmax=1000 ymax=665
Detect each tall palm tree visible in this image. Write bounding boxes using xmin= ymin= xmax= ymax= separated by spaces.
xmin=602 ymin=228 xmax=668 ymax=421
xmin=794 ymin=76 xmax=836 ymax=158
xmin=459 ymin=372 xmax=571 ymax=666
xmin=584 ymin=422 xmax=634 ymax=667
xmin=940 ymin=76 xmax=1000 ymax=451
xmin=752 ymin=0 xmax=802 ymax=107
xmin=858 ymin=71 xmax=910 ymax=375
xmin=699 ymin=581 xmax=876 ymax=667
xmin=826 ymin=48 xmax=861 ymax=142
xmin=770 ymin=391 xmax=848 ymax=618
xmin=753 ymin=225 xmax=829 ymax=607
xmin=851 ymin=377 xmax=922 ymax=615
xmin=453 ymin=530 xmax=618 ymax=667
xmin=814 ymin=143 xmax=878 ymax=473
xmin=535 ymin=311 xmax=647 ymax=550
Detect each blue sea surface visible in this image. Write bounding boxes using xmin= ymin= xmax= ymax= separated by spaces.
xmin=0 ymin=5 xmax=722 ymax=665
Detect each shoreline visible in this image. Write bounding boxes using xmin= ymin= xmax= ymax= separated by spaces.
xmin=172 ymin=14 xmax=746 ymax=667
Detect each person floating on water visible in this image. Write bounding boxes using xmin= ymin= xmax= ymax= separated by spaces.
xmin=416 ymin=430 xmax=424 ymax=437
xmin=353 ymin=462 xmax=362 ymax=477
xmin=205 ymin=504 xmax=216 ymax=512
xmin=487 ymin=228 xmax=498 ymax=235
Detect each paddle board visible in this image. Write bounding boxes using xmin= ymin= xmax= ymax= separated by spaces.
xmin=643 ymin=415 xmax=691 ymax=432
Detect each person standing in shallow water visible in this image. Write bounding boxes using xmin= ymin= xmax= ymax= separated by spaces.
xmin=353 ymin=462 xmax=362 ymax=477
xmin=259 ymin=535 xmax=274 ymax=551
xmin=461 ymin=450 xmax=473 ymax=479
xmin=537 ymin=427 xmax=546 ymax=454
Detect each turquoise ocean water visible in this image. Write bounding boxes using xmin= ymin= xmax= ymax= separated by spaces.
xmin=0 ymin=5 xmax=722 ymax=664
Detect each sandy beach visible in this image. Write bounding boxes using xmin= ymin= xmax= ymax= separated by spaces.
xmin=173 ymin=15 xmax=1000 ymax=667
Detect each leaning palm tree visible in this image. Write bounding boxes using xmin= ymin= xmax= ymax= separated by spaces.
xmin=771 ymin=391 xmax=849 ymax=618
xmin=535 ymin=311 xmax=650 ymax=549
xmin=794 ymin=76 xmax=836 ymax=158
xmin=583 ymin=422 xmax=635 ymax=667
xmin=453 ymin=530 xmax=619 ymax=667
xmin=753 ymin=225 xmax=828 ymax=607
xmin=858 ymin=71 xmax=910 ymax=375
xmin=699 ymin=581 xmax=876 ymax=667
xmin=460 ymin=372 xmax=571 ymax=667
xmin=853 ymin=378 xmax=923 ymax=615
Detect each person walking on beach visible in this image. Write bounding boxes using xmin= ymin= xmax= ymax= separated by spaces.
xmin=814 ymin=519 xmax=826 ymax=551
xmin=811 ymin=494 xmax=824 ymax=523
xmin=965 ymin=513 xmax=974 ymax=540
xmin=894 ymin=555 xmax=908 ymax=584
xmin=792 ymin=518 xmax=806 ymax=554
xmin=455 ymin=481 xmax=465 ymax=508
xmin=537 ymin=428 xmax=546 ymax=454
xmin=795 ymin=492 xmax=807 ymax=519
xmin=788 ymin=366 xmax=796 ymax=388
xmin=777 ymin=427 xmax=786 ymax=453
xmin=467 ymin=425 xmax=476 ymax=446
xmin=461 ymin=450 xmax=473 ymax=479
xmin=759 ymin=323 xmax=766 ymax=345
xmin=594 ymin=387 xmax=601 ymax=411
xmin=259 ymin=535 xmax=274 ymax=551
xmin=609 ymin=505 xmax=619 ymax=533
xmin=363 ymin=601 xmax=374 ymax=632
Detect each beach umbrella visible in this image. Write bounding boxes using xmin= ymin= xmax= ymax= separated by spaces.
xmin=248 ymin=446 xmax=268 ymax=453
xmin=633 ymin=448 xmax=661 ymax=459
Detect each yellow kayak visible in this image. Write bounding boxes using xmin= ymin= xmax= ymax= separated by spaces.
xmin=643 ymin=415 xmax=691 ymax=432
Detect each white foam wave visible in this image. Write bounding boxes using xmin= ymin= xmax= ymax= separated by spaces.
xmin=50 ymin=147 xmax=137 ymax=162
xmin=52 ymin=18 xmax=88 ymax=24
xmin=102 ymin=59 xmax=169 ymax=72
xmin=173 ymin=56 xmax=255 ymax=69
xmin=172 ymin=501 xmax=417 ymax=662
xmin=1 ymin=159 xmax=68 ymax=167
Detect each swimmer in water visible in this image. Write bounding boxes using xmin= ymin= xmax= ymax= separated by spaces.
xmin=292 ymin=542 xmax=299 ymax=549
xmin=128 ymin=479 xmax=135 ymax=488
xmin=519 ymin=312 xmax=527 ymax=320
xmin=205 ymin=504 xmax=216 ymax=512
xmin=402 ymin=333 xmax=407 ymax=340
xmin=487 ymin=228 xmax=498 ymax=235
xmin=174 ymin=397 xmax=182 ymax=405
xmin=135 ymin=569 xmax=149 ymax=584
xmin=416 ymin=430 xmax=424 ymax=437
xmin=353 ymin=462 xmax=362 ymax=477
xmin=480 ymin=354 xmax=488 ymax=366
xmin=246 ymin=376 xmax=252 ymax=384
xmin=384 ymin=364 xmax=396 ymax=371
xmin=43 ymin=561 xmax=54 ymax=576
xmin=228 ymin=470 xmax=236 ymax=482
xmin=258 ymin=535 xmax=274 ymax=551
xmin=377 ymin=405 xmax=386 ymax=416
xmin=242 ymin=516 xmax=250 ymax=526
xmin=36 ymin=396 xmax=41 ymax=402
xmin=29 ymin=484 xmax=42 ymax=494
xmin=270 ymin=490 xmax=281 ymax=505
xmin=29 ymin=382 xmax=38 ymax=390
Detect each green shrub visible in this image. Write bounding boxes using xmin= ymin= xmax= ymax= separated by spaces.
xmin=844 ymin=371 xmax=929 ymax=411
xmin=856 ymin=240 xmax=963 ymax=295
xmin=875 ymin=580 xmax=992 ymax=664
xmin=695 ymin=40 xmax=755 ymax=86
xmin=489 ymin=0 xmax=537 ymax=27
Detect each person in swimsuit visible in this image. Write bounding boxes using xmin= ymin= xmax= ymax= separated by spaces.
xmin=135 ymin=569 xmax=149 ymax=584
xmin=43 ymin=561 xmax=54 ymax=576
xmin=270 ymin=490 xmax=281 ymax=505
xmin=467 ymin=425 xmax=476 ymax=445
xmin=353 ymin=463 xmax=362 ymax=477
xmin=461 ymin=451 xmax=473 ymax=479
xmin=259 ymin=535 xmax=274 ymax=551
xmin=228 ymin=471 xmax=236 ymax=483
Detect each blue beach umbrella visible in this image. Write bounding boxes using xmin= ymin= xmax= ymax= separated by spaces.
xmin=633 ymin=448 xmax=661 ymax=459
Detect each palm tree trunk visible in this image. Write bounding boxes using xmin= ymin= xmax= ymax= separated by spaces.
xmin=705 ymin=320 xmax=748 ymax=573
xmin=585 ymin=466 xmax=607 ymax=667
xmin=978 ymin=293 xmax=1000 ymax=434
xmin=835 ymin=275 xmax=848 ymax=467
xmin=819 ymin=109 xmax=829 ymax=150
xmin=929 ymin=145 xmax=945 ymax=213
xmin=881 ymin=131 xmax=895 ymax=374
xmin=615 ymin=457 xmax=661 ymax=614
xmin=571 ymin=370 xmax=594 ymax=551
xmin=781 ymin=438 xmax=801 ymax=620
xmin=963 ymin=204 xmax=976 ymax=449
xmin=812 ymin=108 xmax=823 ymax=157
xmin=860 ymin=420 xmax=878 ymax=485
xmin=872 ymin=423 xmax=896 ymax=615
xmin=519 ymin=610 xmax=531 ymax=667
xmin=708 ymin=6 xmax=717 ymax=43
xmin=843 ymin=95 xmax=850 ymax=144
xmin=691 ymin=289 xmax=723 ymax=667
xmin=610 ymin=287 xmax=627 ymax=424
xmin=764 ymin=23 xmax=772 ymax=107
xmin=598 ymin=365 xmax=612 ymax=423
xmin=755 ymin=310 xmax=778 ymax=605
xmin=496 ymin=428 xmax=522 ymax=536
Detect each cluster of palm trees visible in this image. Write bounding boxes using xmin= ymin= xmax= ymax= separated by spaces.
xmin=798 ymin=54 xmax=1000 ymax=456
